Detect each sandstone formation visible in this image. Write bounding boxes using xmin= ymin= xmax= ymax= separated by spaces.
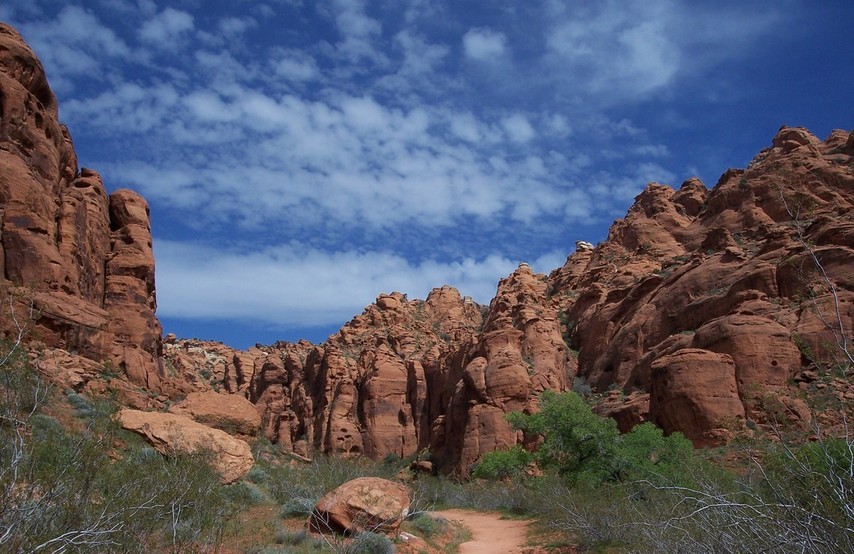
xmin=159 ymin=127 xmax=853 ymax=470
xmin=118 ymin=409 xmax=254 ymax=484
xmin=168 ymin=391 xmax=261 ymax=436
xmin=309 ymin=477 xmax=411 ymax=536
xmin=549 ymin=125 xmax=854 ymax=441
xmin=0 ymin=23 xmax=162 ymax=389
xmin=3 ymin=22 xmax=852 ymax=476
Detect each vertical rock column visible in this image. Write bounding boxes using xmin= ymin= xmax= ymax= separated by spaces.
xmin=104 ymin=189 xmax=163 ymax=388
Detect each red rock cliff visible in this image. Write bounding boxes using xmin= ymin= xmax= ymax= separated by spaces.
xmin=0 ymin=23 xmax=162 ymax=388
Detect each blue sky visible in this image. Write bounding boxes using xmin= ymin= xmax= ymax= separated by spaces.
xmin=3 ymin=1 xmax=852 ymax=348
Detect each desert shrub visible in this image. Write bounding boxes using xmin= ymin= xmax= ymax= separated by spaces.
xmin=345 ymin=530 xmax=394 ymax=554
xmin=247 ymin=465 xmax=271 ymax=484
xmin=408 ymin=513 xmax=447 ymax=538
xmin=472 ymin=444 xmax=533 ymax=480
xmin=66 ymin=390 xmax=96 ymax=418
xmin=275 ymin=527 xmax=313 ymax=546
xmin=0 ymin=338 xmax=249 ymax=553
xmin=410 ymin=474 xmax=538 ymax=516
xmin=231 ymin=480 xmax=271 ymax=505
xmin=281 ymin=496 xmax=317 ymax=518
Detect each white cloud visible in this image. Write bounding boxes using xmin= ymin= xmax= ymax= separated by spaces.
xmin=11 ymin=5 xmax=131 ymax=93
xmin=463 ymin=27 xmax=507 ymax=60
xmin=273 ymin=50 xmax=319 ymax=81
xmin=502 ymin=113 xmax=535 ymax=143
xmin=541 ymin=1 xmax=781 ymax=104
xmin=138 ymin=7 xmax=194 ymax=47
xmin=327 ymin=0 xmax=386 ymax=65
xmin=154 ymin=240 xmax=537 ymax=327
xmin=218 ymin=16 xmax=257 ymax=37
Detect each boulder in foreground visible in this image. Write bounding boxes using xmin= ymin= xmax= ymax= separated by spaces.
xmin=309 ymin=477 xmax=411 ymax=536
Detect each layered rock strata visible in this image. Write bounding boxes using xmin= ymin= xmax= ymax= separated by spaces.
xmin=0 ymin=23 xmax=162 ymax=388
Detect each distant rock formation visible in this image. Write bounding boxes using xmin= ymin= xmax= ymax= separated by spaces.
xmin=0 ymin=23 xmax=162 ymax=388
xmin=162 ymin=126 xmax=854 ymax=474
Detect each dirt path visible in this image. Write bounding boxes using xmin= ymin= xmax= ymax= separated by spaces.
xmin=434 ymin=509 xmax=532 ymax=554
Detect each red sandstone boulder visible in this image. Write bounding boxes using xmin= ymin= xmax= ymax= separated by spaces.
xmin=649 ymin=349 xmax=745 ymax=446
xmin=118 ymin=409 xmax=254 ymax=484
xmin=309 ymin=477 xmax=411 ymax=536
xmin=168 ymin=391 xmax=261 ymax=436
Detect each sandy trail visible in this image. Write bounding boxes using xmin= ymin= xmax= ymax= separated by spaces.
xmin=434 ymin=509 xmax=532 ymax=554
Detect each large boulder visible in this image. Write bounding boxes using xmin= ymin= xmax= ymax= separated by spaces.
xmin=649 ymin=348 xmax=745 ymax=446
xmin=118 ymin=409 xmax=254 ymax=483
xmin=309 ymin=477 xmax=411 ymax=536
xmin=168 ymin=391 xmax=261 ymax=436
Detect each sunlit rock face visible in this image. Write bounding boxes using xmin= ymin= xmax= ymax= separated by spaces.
xmin=547 ymin=125 xmax=854 ymax=442
xmin=0 ymin=23 xmax=162 ymax=389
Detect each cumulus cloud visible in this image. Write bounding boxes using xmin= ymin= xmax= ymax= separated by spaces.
xmin=327 ymin=0 xmax=386 ymax=65
xmin=463 ymin=27 xmax=507 ymax=60
xmin=502 ymin=114 xmax=535 ymax=143
xmin=138 ymin=7 xmax=194 ymax=47
xmin=273 ymin=49 xmax=320 ymax=81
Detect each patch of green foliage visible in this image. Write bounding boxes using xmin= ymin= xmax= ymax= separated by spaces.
xmin=345 ymin=530 xmax=394 ymax=554
xmin=472 ymin=444 xmax=533 ymax=479
xmin=498 ymin=391 xmax=693 ymax=486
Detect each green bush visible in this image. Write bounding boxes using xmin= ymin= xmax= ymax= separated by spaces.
xmin=281 ymin=497 xmax=317 ymax=518
xmin=472 ymin=444 xmax=533 ymax=479
xmin=408 ymin=513 xmax=447 ymax=538
xmin=507 ymin=391 xmax=694 ymax=485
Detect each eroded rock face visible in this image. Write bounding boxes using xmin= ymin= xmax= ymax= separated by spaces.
xmin=548 ymin=126 xmax=854 ymax=444
xmin=0 ymin=24 xmax=162 ymax=388
xmin=118 ymin=409 xmax=254 ymax=484
xmin=649 ymin=349 xmax=745 ymax=446
xmin=437 ymin=264 xmax=570 ymax=474
xmin=160 ymin=128 xmax=853 ymax=466
xmin=309 ymin=477 xmax=411 ymax=536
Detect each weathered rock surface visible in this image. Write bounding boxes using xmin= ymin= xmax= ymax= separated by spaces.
xmin=160 ymin=126 xmax=853 ymax=468
xmin=309 ymin=477 xmax=411 ymax=536
xmin=649 ymin=349 xmax=744 ymax=446
xmin=118 ymin=409 xmax=254 ymax=483
xmin=168 ymin=391 xmax=261 ymax=436
xmin=548 ymin=125 xmax=854 ymax=443
xmin=0 ymin=23 xmax=162 ymax=388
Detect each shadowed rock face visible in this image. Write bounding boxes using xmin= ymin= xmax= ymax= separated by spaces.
xmin=4 ymin=22 xmax=853 ymax=474
xmin=0 ymin=23 xmax=162 ymax=388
